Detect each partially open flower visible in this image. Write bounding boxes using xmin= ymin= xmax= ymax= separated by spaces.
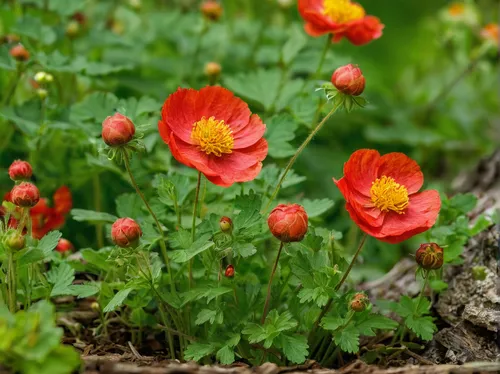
xmin=225 ymin=264 xmax=235 ymax=278
xmin=219 ymin=216 xmax=233 ymax=233
xmin=350 ymin=293 xmax=369 ymax=312
xmin=8 ymin=160 xmax=33 ymax=181
xmin=331 ymin=64 xmax=365 ymax=96
xmin=56 ymin=238 xmax=74 ymax=253
xmin=102 ymin=113 xmax=136 ymax=146
xmin=201 ymin=1 xmax=223 ymax=21
xmin=11 ymin=182 xmax=40 ymax=207
xmin=416 ymin=243 xmax=444 ymax=270
xmin=3 ymin=231 xmax=25 ymax=251
xmin=9 ymin=44 xmax=30 ymax=62
xmin=268 ymin=204 xmax=308 ymax=243
xmin=111 ymin=218 xmax=142 ymax=248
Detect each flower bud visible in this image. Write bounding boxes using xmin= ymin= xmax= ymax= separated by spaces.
xmin=416 ymin=243 xmax=444 ymax=270
xmin=34 ymin=71 xmax=54 ymax=84
xmin=350 ymin=293 xmax=369 ymax=312
xmin=3 ymin=231 xmax=25 ymax=251
xmin=11 ymin=182 xmax=40 ymax=207
xmin=201 ymin=1 xmax=223 ymax=21
xmin=66 ymin=20 xmax=80 ymax=38
xmin=71 ymin=12 xmax=87 ymax=26
xmin=204 ymin=62 xmax=222 ymax=77
xmin=36 ymin=88 xmax=48 ymax=100
xmin=90 ymin=301 xmax=100 ymax=311
xmin=9 ymin=44 xmax=30 ymax=62
xmin=219 ymin=216 xmax=232 ymax=233
xmin=8 ymin=160 xmax=33 ymax=181
xmin=331 ymin=64 xmax=365 ymax=96
xmin=268 ymin=204 xmax=308 ymax=243
xmin=102 ymin=113 xmax=136 ymax=146
xmin=225 ymin=264 xmax=235 ymax=278
xmin=56 ymin=238 xmax=74 ymax=253
xmin=111 ymin=218 xmax=142 ymax=248
xmin=480 ymin=23 xmax=499 ymax=44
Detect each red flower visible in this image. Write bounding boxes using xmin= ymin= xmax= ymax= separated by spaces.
xmin=334 ymin=149 xmax=441 ymax=244
xmin=53 ymin=186 xmax=72 ymax=215
xmin=30 ymin=187 xmax=72 ymax=239
xmin=298 ymin=0 xmax=384 ymax=46
xmin=159 ymin=86 xmax=268 ymax=187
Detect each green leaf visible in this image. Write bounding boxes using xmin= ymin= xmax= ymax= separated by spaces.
xmin=69 ymin=282 xmax=101 ymax=299
xmin=321 ymin=316 xmax=345 ymax=331
xmin=168 ymin=228 xmax=192 ymax=249
xmin=443 ymin=240 xmax=464 ymax=262
xmin=181 ymin=287 xmax=233 ymax=304
xmin=184 ymin=342 xmax=215 ymax=362
xmin=195 ymin=309 xmax=219 ymax=325
xmin=170 ymin=234 xmax=214 ymax=263
xmin=70 ymin=92 xmax=119 ymax=124
xmin=278 ymin=334 xmax=308 ymax=364
xmin=429 ymin=280 xmax=448 ymax=292
xmin=449 ymin=193 xmax=477 ymax=214
xmin=0 ymin=47 xmax=15 ymax=70
xmin=302 ymin=198 xmax=335 ymax=218
xmin=405 ymin=315 xmax=437 ymax=341
xmin=355 ymin=314 xmax=398 ymax=337
xmin=80 ymin=248 xmax=111 ymax=272
xmin=103 ymin=288 xmax=133 ymax=312
xmin=266 ymin=114 xmax=299 ymax=159
xmin=46 ymin=263 xmax=75 ymax=297
xmin=18 ymin=231 xmax=62 ymax=265
xmin=224 ymin=69 xmax=281 ymax=111
xmin=469 ymin=214 xmax=492 ymax=236
xmin=281 ymin=26 xmax=307 ymax=65
xmin=333 ymin=325 xmax=360 ymax=353
xmin=233 ymin=242 xmax=257 ymax=258
xmin=243 ymin=310 xmax=298 ymax=349
xmin=71 ymin=209 xmax=117 ymax=224
xmin=216 ymin=345 xmax=235 ymax=365
xmin=116 ymin=193 xmax=144 ymax=218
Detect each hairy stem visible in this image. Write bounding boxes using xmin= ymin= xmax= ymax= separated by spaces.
xmin=189 ymin=171 xmax=202 ymax=289
xmin=261 ymin=241 xmax=284 ymax=324
xmin=93 ymin=174 xmax=104 ymax=248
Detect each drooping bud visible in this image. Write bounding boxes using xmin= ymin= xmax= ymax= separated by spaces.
xmin=8 ymin=160 xmax=33 ymax=181
xmin=55 ymin=238 xmax=74 ymax=253
xmin=204 ymin=62 xmax=222 ymax=77
xmin=10 ymin=182 xmax=40 ymax=207
xmin=225 ymin=264 xmax=235 ymax=278
xmin=219 ymin=216 xmax=232 ymax=233
xmin=3 ymin=231 xmax=25 ymax=251
xmin=200 ymin=0 xmax=223 ymax=21
xmin=331 ymin=64 xmax=365 ymax=96
xmin=268 ymin=204 xmax=308 ymax=243
xmin=102 ymin=113 xmax=136 ymax=146
xmin=9 ymin=44 xmax=30 ymax=62
xmin=350 ymin=293 xmax=369 ymax=312
xmin=416 ymin=243 xmax=444 ymax=270
xmin=111 ymin=217 xmax=142 ymax=248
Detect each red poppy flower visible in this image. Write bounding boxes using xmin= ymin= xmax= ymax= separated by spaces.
xmin=334 ymin=149 xmax=441 ymax=244
xmin=159 ymin=86 xmax=268 ymax=187
xmin=53 ymin=186 xmax=72 ymax=215
xmin=298 ymin=0 xmax=384 ymax=46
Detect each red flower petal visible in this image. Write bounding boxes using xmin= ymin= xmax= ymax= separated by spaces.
xmin=344 ymin=16 xmax=384 ymax=46
xmin=376 ymin=152 xmax=423 ymax=195
xmin=343 ymin=149 xmax=380 ymax=197
xmin=233 ymin=114 xmax=266 ymax=149
xmin=53 ymin=186 xmax=72 ymax=215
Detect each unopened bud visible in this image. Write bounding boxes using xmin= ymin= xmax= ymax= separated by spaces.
xmin=416 ymin=243 xmax=444 ymax=270
xmin=111 ymin=217 xmax=142 ymax=248
xmin=8 ymin=160 xmax=32 ymax=181
xmin=91 ymin=302 xmax=100 ymax=311
xmin=102 ymin=113 xmax=136 ymax=146
xmin=219 ymin=216 xmax=232 ymax=233
xmin=11 ymin=182 xmax=40 ymax=207
xmin=201 ymin=1 xmax=223 ymax=21
xmin=66 ymin=20 xmax=80 ymax=38
xmin=56 ymin=238 xmax=74 ymax=254
xmin=350 ymin=293 xmax=369 ymax=312
xmin=204 ymin=62 xmax=222 ymax=77
xmin=268 ymin=204 xmax=308 ymax=243
xmin=331 ymin=64 xmax=365 ymax=96
xmin=225 ymin=264 xmax=235 ymax=278
xmin=36 ymin=88 xmax=48 ymax=100
xmin=9 ymin=44 xmax=30 ymax=62
xmin=4 ymin=231 xmax=25 ymax=251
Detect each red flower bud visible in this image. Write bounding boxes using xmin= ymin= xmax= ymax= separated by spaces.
xmin=11 ymin=182 xmax=40 ymax=207
xmin=111 ymin=217 xmax=142 ymax=248
xmin=3 ymin=231 xmax=25 ymax=251
xmin=9 ymin=44 xmax=30 ymax=62
xmin=56 ymin=238 xmax=74 ymax=253
xmin=219 ymin=216 xmax=232 ymax=233
xmin=8 ymin=160 xmax=33 ymax=181
xmin=268 ymin=204 xmax=308 ymax=243
xmin=201 ymin=1 xmax=223 ymax=21
xmin=416 ymin=243 xmax=444 ymax=270
xmin=102 ymin=113 xmax=136 ymax=146
xmin=350 ymin=293 xmax=369 ymax=312
xmin=331 ymin=64 xmax=365 ymax=96
xmin=225 ymin=264 xmax=235 ymax=278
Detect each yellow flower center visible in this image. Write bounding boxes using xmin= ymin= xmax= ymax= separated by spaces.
xmin=322 ymin=0 xmax=365 ymax=23
xmin=191 ymin=116 xmax=234 ymax=157
xmin=370 ymin=176 xmax=409 ymax=214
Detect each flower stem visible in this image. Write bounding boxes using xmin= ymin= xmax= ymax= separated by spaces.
xmin=415 ymin=270 xmax=430 ymax=313
xmin=189 ymin=171 xmax=203 ymax=289
xmin=122 ymin=150 xmax=174 ymax=293
xmin=93 ymin=174 xmax=104 ymax=248
xmin=7 ymin=251 xmax=16 ymax=313
xmin=263 ymin=103 xmax=340 ymax=213
xmin=261 ymin=241 xmax=284 ymax=324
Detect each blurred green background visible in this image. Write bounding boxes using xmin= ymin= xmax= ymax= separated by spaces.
xmin=0 ymin=0 xmax=498 ymax=280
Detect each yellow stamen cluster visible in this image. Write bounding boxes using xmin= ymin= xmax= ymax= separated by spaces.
xmin=370 ymin=176 xmax=409 ymax=214
xmin=191 ymin=116 xmax=234 ymax=157
xmin=322 ymin=0 xmax=365 ymax=23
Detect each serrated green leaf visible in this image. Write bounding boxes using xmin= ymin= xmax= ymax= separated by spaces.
xmin=216 ymin=345 xmax=235 ymax=365
xmin=181 ymin=287 xmax=232 ymax=304
xmin=69 ymin=283 xmax=101 ymax=299
xmin=116 ymin=193 xmax=144 ymax=218
xmin=302 ymin=198 xmax=335 ymax=218
xmin=233 ymin=242 xmax=257 ymax=257
xmin=103 ymin=288 xmax=133 ymax=312
xmin=405 ymin=315 xmax=436 ymax=341
xmin=278 ymin=334 xmax=308 ymax=364
xmin=334 ymin=325 xmax=359 ymax=353
xmin=170 ymin=234 xmax=214 ymax=263
xmin=266 ymin=114 xmax=299 ymax=159
xmin=321 ymin=316 xmax=345 ymax=331
xmin=355 ymin=314 xmax=398 ymax=336
xmin=47 ymin=263 xmax=75 ymax=297
xmin=449 ymin=193 xmax=477 ymax=214
xmin=71 ymin=209 xmax=117 ymax=224
xmin=429 ymin=280 xmax=448 ymax=292
xmin=282 ymin=26 xmax=307 ymax=65
xmin=184 ymin=342 xmax=215 ymax=362
xmin=18 ymin=231 xmax=62 ymax=265
xmin=195 ymin=309 xmax=218 ymax=325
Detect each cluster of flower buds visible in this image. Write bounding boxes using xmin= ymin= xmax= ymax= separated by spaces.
xmin=111 ymin=217 xmax=142 ymax=248
xmin=33 ymin=71 xmax=54 ymax=100
xmin=268 ymin=204 xmax=308 ymax=243
xmin=415 ymin=243 xmax=444 ymax=270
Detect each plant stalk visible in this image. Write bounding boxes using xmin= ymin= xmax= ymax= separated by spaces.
xmin=189 ymin=171 xmax=202 ymax=289
xmin=261 ymin=241 xmax=284 ymax=324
